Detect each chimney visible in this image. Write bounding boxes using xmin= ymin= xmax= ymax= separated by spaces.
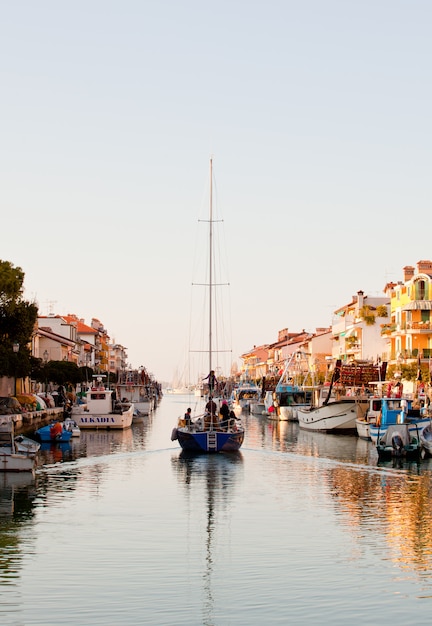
xmin=357 ymin=290 xmax=364 ymax=309
xmin=417 ymin=260 xmax=432 ymax=277
xmin=403 ymin=265 xmax=415 ymax=281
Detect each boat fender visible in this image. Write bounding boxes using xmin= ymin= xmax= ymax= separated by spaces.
xmin=195 ymin=417 xmax=204 ymax=431
xmin=171 ymin=428 xmax=178 ymax=441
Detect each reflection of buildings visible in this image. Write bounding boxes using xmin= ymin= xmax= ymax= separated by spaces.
xmin=0 ymin=473 xmax=37 ymax=584
xmin=328 ymin=464 xmax=432 ymax=576
xmin=76 ymin=428 xmax=134 ymax=457
xmin=172 ymin=452 xmax=243 ymax=624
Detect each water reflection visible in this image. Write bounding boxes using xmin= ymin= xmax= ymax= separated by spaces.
xmin=172 ymin=452 xmax=243 ymax=625
xmin=0 ymin=473 xmax=37 ymax=587
xmin=327 ymin=461 xmax=432 ymax=586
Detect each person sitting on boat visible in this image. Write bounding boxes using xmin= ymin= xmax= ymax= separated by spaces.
xmin=203 ymin=370 xmax=217 ymax=394
xmin=229 ymin=409 xmax=239 ymax=431
xmin=219 ymin=400 xmax=230 ymax=430
xmin=184 ymin=407 xmax=192 ymax=427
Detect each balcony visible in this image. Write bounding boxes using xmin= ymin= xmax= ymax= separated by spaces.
xmin=381 ymin=324 xmax=396 ymax=335
xmin=405 ymin=321 xmax=432 ymax=332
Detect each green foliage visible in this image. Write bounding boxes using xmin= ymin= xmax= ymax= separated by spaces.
xmin=360 ymin=305 xmax=376 ymax=326
xmin=376 ymin=305 xmax=388 ymax=318
xmin=31 ymin=360 xmax=95 ymax=387
xmin=0 ymin=260 xmax=38 ymax=378
xmin=0 ymin=260 xmax=24 ymax=310
xmin=387 ymin=363 xmax=429 ymax=382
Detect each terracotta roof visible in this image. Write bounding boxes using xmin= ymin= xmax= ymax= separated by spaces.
xmin=62 ymin=315 xmax=98 ymax=334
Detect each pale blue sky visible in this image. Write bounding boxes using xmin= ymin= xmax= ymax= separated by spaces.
xmin=1 ymin=1 xmax=431 ymax=382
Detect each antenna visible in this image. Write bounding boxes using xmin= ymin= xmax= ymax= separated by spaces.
xmin=44 ymin=300 xmax=58 ymax=316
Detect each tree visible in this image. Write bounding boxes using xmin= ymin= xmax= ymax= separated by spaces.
xmin=0 ymin=260 xmax=38 ymax=378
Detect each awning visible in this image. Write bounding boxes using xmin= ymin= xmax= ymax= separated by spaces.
xmin=342 ymin=327 xmax=356 ymax=338
xmin=402 ymin=301 xmax=432 ymax=311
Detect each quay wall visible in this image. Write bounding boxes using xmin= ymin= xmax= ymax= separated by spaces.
xmin=2 ymin=408 xmax=64 ymax=434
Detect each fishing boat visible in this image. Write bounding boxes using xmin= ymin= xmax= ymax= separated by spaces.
xmin=72 ymin=376 xmax=134 ymax=430
xmin=297 ymin=360 xmax=386 ymax=433
xmin=172 ymin=159 xmax=244 ymax=453
xmin=116 ymin=369 xmax=154 ymax=417
xmin=0 ymin=417 xmax=37 ymax=472
xmin=274 ymin=351 xmax=313 ymax=421
xmin=369 ymin=397 xmax=429 ymax=444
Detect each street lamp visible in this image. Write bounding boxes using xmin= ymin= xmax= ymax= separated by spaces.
xmin=12 ymin=342 xmax=19 ymax=396
xmin=43 ymin=350 xmax=49 ymax=392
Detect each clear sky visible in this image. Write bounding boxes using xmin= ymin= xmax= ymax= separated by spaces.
xmin=1 ymin=1 xmax=431 ymax=383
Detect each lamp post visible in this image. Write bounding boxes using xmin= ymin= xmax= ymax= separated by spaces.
xmin=43 ymin=350 xmax=49 ymax=392
xmin=13 ymin=342 xmax=19 ymax=396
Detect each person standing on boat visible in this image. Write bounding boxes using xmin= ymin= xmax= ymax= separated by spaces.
xmin=184 ymin=407 xmax=192 ymax=427
xmin=203 ymin=370 xmax=217 ymax=394
xmin=205 ymin=396 xmax=217 ymax=416
xmin=205 ymin=396 xmax=218 ymax=429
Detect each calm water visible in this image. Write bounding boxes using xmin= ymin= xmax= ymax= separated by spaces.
xmin=2 ymin=395 xmax=432 ymax=625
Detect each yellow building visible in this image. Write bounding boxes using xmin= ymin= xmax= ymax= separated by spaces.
xmin=384 ymin=260 xmax=432 ymax=364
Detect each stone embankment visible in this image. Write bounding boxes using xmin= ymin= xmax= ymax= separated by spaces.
xmin=4 ymin=407 xmax=64 ymax=434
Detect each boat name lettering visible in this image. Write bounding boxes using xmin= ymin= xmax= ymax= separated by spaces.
xmin=80 ymin=417 xmax=116 ymax=423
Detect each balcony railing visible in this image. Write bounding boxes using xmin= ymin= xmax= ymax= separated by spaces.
xmin=390 ymin=349 xmax=432 ymax=360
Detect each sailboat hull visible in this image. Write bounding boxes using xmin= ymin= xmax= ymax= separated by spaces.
xmin=176 ymin=428 xmax=244 ymax=453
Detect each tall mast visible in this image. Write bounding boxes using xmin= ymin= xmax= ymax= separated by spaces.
xmin=209 ymin=157 xmax=213 ymax=376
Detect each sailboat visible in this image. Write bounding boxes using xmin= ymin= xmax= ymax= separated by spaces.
xmin=171 ymin=159 xmax=245 ymax=453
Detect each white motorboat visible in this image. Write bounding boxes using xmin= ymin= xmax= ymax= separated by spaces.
xmin=249 ymin=398 xmax=266 ymax=415
xmin=63 ymin=418 xmax=81 ymax=437
xmin=355 ymin=396 xmax=382 ymax=440
xmin=14 ymin=434 xmax=41 ymax=456
xmin=0 ymin=417 xmax=37 ymax=472
xmin=72 ymin=376 xmax=134 ymax=430
xmin=230 ymin=383 xmax=261 ymax=416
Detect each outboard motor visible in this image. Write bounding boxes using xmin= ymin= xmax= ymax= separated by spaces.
xmin=392 ymin=432 xmax=404 ymax=456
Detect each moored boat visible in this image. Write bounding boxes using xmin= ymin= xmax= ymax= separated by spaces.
xmin=369 ymin=397 xmax=429 ymax=444
xmin=0 ymin=417 xmax=37 ymax=472
xmin=35 ymin=421 xmax=73 ymax=443
xmin=116 ymin=369 xmax=154 ymax=417
xmin=298 ymin=359 xmax=386 ymax=434
xmin=230 ymin=382 xmax=261 ymax=416
xmin=376 ymin=423 xmax=421 ymax=460
xmin=274 ymin=351 xmax=314 ymax=421
xmin=14 ymin=434 xmax=41 ymax=456
xmin=420 ymin=421 xmax=432 ymax=457
xmin=355 ymin=396 xmax=382 ymax=440
xmin=72 ymin=376 xmax=134 ymax=430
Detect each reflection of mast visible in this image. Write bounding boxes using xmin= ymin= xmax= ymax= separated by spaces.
xmin=172 ymin=452 xmax=243 ymax=625
xmin=203 ymin=461 xmax=216 ymax=622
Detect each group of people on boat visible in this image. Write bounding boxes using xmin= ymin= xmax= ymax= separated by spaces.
xmin=183 ymin=395 xmax=238 ymax=432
